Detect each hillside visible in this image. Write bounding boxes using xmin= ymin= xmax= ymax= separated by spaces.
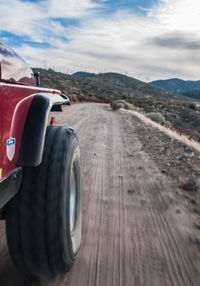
xmin=33 ymin=68 xmax=188 ymax=104
xmin=73 ymin=72 xmax=185 ymax=100
xmin=150 ymin=78 xmax=200 ymax=100
xmin=32 ymin=68 xmax=200 ymax=140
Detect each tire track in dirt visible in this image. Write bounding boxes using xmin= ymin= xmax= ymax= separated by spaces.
xmin=116 ymin=111 xmax=199 ymax=286
xmin=118 ymin=119 xmax=169 ymax=286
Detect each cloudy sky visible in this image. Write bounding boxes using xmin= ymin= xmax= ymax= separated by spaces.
xmin=0 ymin=0 xmax=200 ymax=82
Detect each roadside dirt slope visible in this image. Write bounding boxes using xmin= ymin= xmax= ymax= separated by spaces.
xmin=0 ymin=103 xmax=199 ymax=286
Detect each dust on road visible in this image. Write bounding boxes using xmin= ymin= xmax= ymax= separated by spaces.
xmin=0 ymin=103 xmax=199 ymax=286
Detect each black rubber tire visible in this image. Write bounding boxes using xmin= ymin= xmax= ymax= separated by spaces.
xmin=6 ymin=125 xmax=82 ymax=276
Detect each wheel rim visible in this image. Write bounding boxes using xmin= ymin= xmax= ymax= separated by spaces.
xmin=70 ymin=166 xmax=77 ymax=232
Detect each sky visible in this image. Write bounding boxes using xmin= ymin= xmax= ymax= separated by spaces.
xmin=0 ymin=0 xmax=200 ymax=82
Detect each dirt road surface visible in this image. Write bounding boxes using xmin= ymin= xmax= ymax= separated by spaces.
xmin=0 ymin=103 xmax=199 ymax=286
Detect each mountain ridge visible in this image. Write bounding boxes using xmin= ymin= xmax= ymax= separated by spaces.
xmin=33 ymin=68 xmax=184 ymax=102
xmin=150 ymin=78 xmax=200 ymax=100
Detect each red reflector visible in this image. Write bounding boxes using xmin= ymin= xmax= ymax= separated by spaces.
xmin=50 ymin=117 xmax=55 ymax=125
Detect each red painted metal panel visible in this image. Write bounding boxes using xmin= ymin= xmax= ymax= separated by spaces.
xmin=0 ymin=83 xmax=57 ymax=179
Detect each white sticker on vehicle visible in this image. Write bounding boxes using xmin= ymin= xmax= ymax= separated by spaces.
xmin=6 ymin=137 xmax=16 ymax=161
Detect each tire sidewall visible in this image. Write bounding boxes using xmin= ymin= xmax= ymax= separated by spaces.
xmin=61 ymin=132 xmax=82 ymax=268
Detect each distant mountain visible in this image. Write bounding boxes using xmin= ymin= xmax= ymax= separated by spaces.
xmin=75 ymin=72 xmax=183 ymax=100
xmin=72 ymin=71 xmax=95 ymax=77
xmin=150 ymin=78 xmax=200 ymax=100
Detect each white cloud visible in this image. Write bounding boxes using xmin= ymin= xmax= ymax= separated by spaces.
xmin=0 ymin=0 xmax=42 ymax=40
xmin=45 ymin=0 xmax=101 ymax=18
xmin=1 ymin=0 xmax=200 ymax=81
xmin=150 ymin=0 xmax=200 ymax=33
xmin=0 ymin=0 xmax=101 ymax=40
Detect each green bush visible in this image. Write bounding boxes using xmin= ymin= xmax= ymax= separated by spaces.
xmin=147 ymin=112 xmax=166 ymax=125
xmin=111 ymin=101 xmax=125 ymax=110
xmin=111 ymin=99 xmax=136 ymax=111
xmin=188 ymin=103 xmax=197 ymax=110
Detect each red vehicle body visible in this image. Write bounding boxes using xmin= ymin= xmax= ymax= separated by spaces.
xmin=0 ymin=43 xmax=68 ymax=208
xmin=0 ymin=83 xmax=63 ymax=178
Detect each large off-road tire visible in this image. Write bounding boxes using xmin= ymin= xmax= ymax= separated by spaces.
xmin=6 ymin=125 xmax=82 ymax=276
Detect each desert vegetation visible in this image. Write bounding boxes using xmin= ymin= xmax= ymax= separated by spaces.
xmin=146 ymin=112 xmax=167 ymax=126
xmin=110 ymin=100 xmax=134 ymax=111
xmin=33 ymin=68 xmax=200 ymax=141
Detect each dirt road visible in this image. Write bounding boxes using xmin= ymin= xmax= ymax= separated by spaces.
xmin=0 ymin=103 xmax=199 ymax=286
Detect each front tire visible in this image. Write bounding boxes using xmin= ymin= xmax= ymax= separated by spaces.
xmin=6 ymin=125 xmax=82 ymax=276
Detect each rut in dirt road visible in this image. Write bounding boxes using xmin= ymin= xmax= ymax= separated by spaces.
xmin=0 ymin=103 xmax=199 ymax=286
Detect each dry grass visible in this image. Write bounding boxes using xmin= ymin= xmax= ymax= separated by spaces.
xmin=121 ymin=109 xmax=200 ymax=153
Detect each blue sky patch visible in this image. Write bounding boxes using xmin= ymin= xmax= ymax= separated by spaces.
xmin=0 ymin=31 xmax=52 ymax=49
xmin=52 ymin=18 xmax=80 ymax=27
xmin=98 ymin=0 xmax=158 ymax=15
xmin=20 ymin=0 xmax=42 ymax=2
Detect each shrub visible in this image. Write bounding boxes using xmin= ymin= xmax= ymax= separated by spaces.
xmin=111 ymin=100 xmax=129 ymax=110
xmin=170 ymin=125 xmax=196 ymax=140
xmin=188 ymin=103 xmax=197 ymax=110
xmin=111 ymin=101 xmax=125 ymax=110
xmin=164 ymin=120 xmax=171 ymax=128
xmin=147 ymin=112 xmax=166 ymax=125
